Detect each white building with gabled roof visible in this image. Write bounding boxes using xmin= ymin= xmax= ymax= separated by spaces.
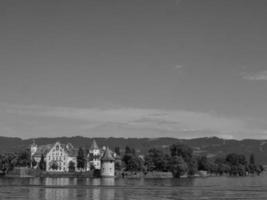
xmin=31 ymin=141 xmax=78 ymax=172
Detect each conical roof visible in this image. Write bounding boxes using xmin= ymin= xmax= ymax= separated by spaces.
xmin=90 ymin=139 xmax=99 ymax=150
xmin=101 ymin=147 xmax=115 ymax=162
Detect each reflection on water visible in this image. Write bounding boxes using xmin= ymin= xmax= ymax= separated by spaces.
xmin=1 ymin=173 xmax=267 ymax=200
xmin=101 ymin=178 xmax=115 ymax=200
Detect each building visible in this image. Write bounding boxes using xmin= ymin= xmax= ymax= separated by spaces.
xmin=30 ymin=139 xmax=116 ymax=176
xmin=87 ymin=139 xmax=101 ymax=170
xmin=101 ymin=147 xmax=115 ymax=177
xmin=31 ymin=141 xmax=78 ymax=172
xmin=86 ymin=140 xmax=116 ymax=173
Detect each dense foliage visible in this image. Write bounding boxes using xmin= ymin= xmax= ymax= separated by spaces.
xmin=122 ymin=146 xmax=144 ymax=171
xmin=77 ymin=147 xmax=86 ymax=170
xmin=68 ymin=161 xmax=75 ymax=172
xmin=134 ymin=144 xmax=264 ymax=178
xmin=39 ymin=154 xmax=46 ymax=171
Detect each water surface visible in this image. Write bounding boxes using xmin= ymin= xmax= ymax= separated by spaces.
xmin=1 ymin=173 xmax=267 ymax=200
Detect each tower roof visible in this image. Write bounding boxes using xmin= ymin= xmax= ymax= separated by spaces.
xmin=90 ymin=139 xmax=99 ymax=150
xmin=101 ymin=147 xmax=114 ymax=162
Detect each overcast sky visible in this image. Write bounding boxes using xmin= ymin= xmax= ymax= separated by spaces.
xmin=1 ymin=0 xmax=267 ymax=139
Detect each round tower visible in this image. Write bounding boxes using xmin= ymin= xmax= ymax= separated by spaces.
xmin=101 ymin=147 xmax=115 ymax=177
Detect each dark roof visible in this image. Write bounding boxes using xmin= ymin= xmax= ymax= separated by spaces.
xmin=61 ymin=143 xmax=78 ymax=157
xmin=33 ymin=144 xmax=53 ymax=157
xmin=90 ymin=139 xmax=99 ymax=150
xmin=101 ymin=147 xmax=115 ymax=162
xmin=33 ymin=142 xmax=78 ymax=157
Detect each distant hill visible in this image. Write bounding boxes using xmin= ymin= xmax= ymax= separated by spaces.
xmin=0 ymin=136 xmax=267 ymax=164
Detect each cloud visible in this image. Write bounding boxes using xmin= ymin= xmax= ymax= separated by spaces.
xmin=242 ymin=70 xmax=267 ymax=81
xmin=0 ymin=102 xmax=249 ymax=139
xmin=175 ymin=65 xmax=183 ymax=69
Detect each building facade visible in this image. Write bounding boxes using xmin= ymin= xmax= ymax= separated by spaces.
xmin=31 ymin=141 xmax=78 ymax=172
xmin=87 ymin=139 xmax=101 ymax=170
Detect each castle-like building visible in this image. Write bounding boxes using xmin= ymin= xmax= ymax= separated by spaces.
xmin=30 ymin=139 xmax=116 ymax=177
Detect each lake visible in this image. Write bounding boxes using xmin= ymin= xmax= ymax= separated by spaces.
xmin=1 ymin=173 xmax=267 ymax=200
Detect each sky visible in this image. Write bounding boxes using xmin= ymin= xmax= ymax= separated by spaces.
xmin=0 ymin=0 xmax=267 ymax=139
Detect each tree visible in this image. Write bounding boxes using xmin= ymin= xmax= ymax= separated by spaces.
xmin=145 ymin=148 xmax=170 ymax=172
xmin=226 ymin=153 xmax=240 ymax=166
xmin=125 ymin=146 xmax=132 ymax=154
xmin=169 ymin=144 xmax=198 ymax=176
xmin=249 ymin=154 xmax=255 ymax=165
xmin=0 ymin=153 xmax=17 ymax=172
xmin=69 ymin=161 xmax=75 ymax=172
xmin=122 ymin=146 xmax=142 ymax=171
xmin=169 ymin=156 xmax=188 ymax=178
xmin=39 ymin=154 xmax=46 ymax=171
xmin=144 ymin=156 xmax=155 ymax=172
xmin=16 ymin=149 xmax=31 ymax=167
xmin=77 ymin=147 xmax=85 ymax=170
xmin=125 ymin=155 xmax=142 ymax=171
xmin=115 ymin=160 xmax=122 ymax=171
xmin=115 ymin=146 xmax=121 ymax=156
xmin=226 ymin=153 xmax=248 ymax=176
xmin=32 ymin=159 xmax=37 ymax=168
xmin=198 ymin=156 xmax=209 ymax=171
xmin=187 ymin=157 xmax=198 ymax=176
xmin=238 ymin=154 xmax=247 ymax=165
xmin=170 ymin=144 xmax=193 ymax=163
xmin=249 ymin=153 xmax=256 ymax=174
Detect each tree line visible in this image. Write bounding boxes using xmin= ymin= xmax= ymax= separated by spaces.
xmin=0 ymin=144 xmax=264 ymax=177
xmin=118 ymin=144 xmax=264 ymax=177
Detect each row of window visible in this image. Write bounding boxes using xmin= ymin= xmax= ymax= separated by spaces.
xmin=102 ymin=167 xmax=113 ymax=172
xmin=48 ymin=156 xmax=66 ymax=161
xmin=50 ymin=167 xmax=66 ymax=171
xmin=51 ymin=152 xmax=63 ymax=156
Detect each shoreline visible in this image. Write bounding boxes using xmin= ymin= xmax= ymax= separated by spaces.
xmin=3 ymin=169 xmax=263 ymax=179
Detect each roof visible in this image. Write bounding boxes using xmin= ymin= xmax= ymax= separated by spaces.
xmin=33 ymin=142 xmax=78 ymax=157
xmin=33 ymin=144 xmax=53 ymax=157
xmin=101 ymin=147 xmax=115 ymax=162
xmin=90 ymin=139 xmax=99 ymax=150
xmin=61 ymin=143 xmax=78 ymax=157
